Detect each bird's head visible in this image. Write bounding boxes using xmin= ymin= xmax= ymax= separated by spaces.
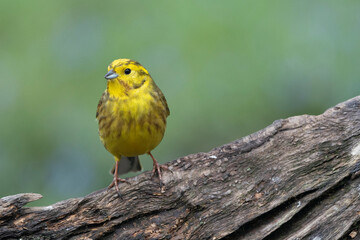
xmin=105 ymin=59 xmax=153 ymax=97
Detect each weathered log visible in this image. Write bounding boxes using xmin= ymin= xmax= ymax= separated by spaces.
xmin=1 ymin=96 xmax=359 ymax=240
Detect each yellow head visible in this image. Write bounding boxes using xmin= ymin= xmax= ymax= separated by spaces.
xmin=104 ymin=59 xmax=153 ymax=98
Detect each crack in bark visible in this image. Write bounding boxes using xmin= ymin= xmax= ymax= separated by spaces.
xmin=263 ymin=174 xmax=356 ymax=240
xmin=221 ymin=187 xmax=320 ymax=240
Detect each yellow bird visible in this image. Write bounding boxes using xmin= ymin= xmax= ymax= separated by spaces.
xmin=96 ymin=59 xmax=170 ymax=194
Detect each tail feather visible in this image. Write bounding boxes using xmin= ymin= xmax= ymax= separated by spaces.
xmin=111 ymin=156 xmax=142 ymax=176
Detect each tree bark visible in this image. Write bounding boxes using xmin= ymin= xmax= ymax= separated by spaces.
xmin=1 ymin=96 xmax=360 ymax=240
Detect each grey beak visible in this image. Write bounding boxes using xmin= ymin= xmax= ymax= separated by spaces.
xmin=104 ymin=69 xmax=118 ymax=80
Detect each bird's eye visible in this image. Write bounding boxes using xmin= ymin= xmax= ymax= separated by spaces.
xmin=124 ymin=68 xmax=131 ymax=75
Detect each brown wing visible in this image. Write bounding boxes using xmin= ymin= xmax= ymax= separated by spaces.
xmin=96 ymin=91 xmax=109 ymax=120
xmin=160 ymin=91 xmax=170 ymax=117
xmin=154 ymin=84 xmax=170 ymax=117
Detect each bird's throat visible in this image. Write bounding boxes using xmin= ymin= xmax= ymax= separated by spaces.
xmin=107 ymin=80 xmax=130 ymax=97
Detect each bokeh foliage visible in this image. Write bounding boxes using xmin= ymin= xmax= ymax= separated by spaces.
xmin=0 ymin=0 xmax=359 ymax=205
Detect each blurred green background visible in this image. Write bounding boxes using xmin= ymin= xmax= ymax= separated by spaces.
xmin=0 ymin=1 xmax=359 ymax=206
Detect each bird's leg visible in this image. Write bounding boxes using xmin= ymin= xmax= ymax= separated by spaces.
xmin=108 ymin=158 xmax=129 ymax=196
xmin=148 ymin=152 xmax=171 ymax=186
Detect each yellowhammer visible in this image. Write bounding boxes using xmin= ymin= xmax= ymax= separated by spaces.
xmin=96 ymin=59 xmax=170 ymax=194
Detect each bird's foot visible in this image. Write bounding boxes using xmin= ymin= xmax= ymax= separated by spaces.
xmin=151 ymin=161 xmax=172 ymax=187
xmin=108 ymin=177 xmax=130 ymax=197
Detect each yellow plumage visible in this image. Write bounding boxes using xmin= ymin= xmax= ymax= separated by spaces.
xmin=96 ymin=59 xmax=170 ymax=194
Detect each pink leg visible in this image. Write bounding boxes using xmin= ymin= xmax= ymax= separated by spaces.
xmin=108 ymin=158 xmax=129 ymax=196
xmin=148 ymin=152 xmax=171 ymax=186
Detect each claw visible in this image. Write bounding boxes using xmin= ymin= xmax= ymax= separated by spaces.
xmin=108 ymin=159 xmax=130 ymax=197
xmin=149 ymin=152 xmax=172 ymax=187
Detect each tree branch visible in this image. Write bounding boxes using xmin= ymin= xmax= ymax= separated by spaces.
xmin=1 ymin=96 xmax=360 ymax=240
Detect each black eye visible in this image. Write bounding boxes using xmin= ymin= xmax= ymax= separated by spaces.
xmin=124 ymin=68 xmax=131 ymax=75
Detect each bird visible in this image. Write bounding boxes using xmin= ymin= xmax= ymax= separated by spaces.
xmin=96 ymin=58 xmax=170 ymax=195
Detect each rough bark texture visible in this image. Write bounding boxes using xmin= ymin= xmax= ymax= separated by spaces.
xmin=1 ymin=96 xmax=360 ymax=240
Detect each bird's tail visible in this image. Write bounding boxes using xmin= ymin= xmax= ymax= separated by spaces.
xmin=110 ymin=156 xmax=142 ymax=176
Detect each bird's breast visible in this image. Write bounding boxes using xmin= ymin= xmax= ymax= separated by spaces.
xmin=98 ymin=94 xmax=167 ymax=157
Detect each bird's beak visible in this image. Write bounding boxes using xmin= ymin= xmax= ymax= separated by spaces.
xmin=104 ymin=69 xmax=118 ymax=80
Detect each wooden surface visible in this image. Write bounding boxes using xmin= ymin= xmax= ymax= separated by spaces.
xmin=1 ymin=96 xmax=359 ymax=240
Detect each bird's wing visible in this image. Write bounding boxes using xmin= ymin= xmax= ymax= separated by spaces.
xmin=96 ymin=91 xmax=109 ymax=119
xmin=155 ymin=85 xmax=170 ymax=117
